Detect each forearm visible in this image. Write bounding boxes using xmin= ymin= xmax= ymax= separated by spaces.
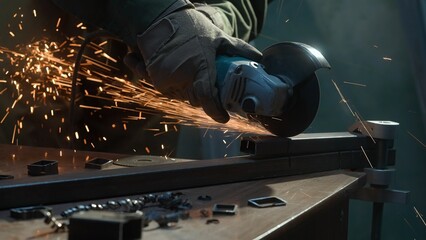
xmin=52 ymin=0 xmax=268 ymax=44
xmin=51 ymin=0 xmax=191 ymax=47
xmin=197 ymin=0 xmax=268 ymax=42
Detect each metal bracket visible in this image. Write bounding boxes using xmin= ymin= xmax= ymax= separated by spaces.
xmin=365 ymin=168 xmax=394 ymax=186
xmin=348 ymin=120 xmax=399 ymax=140
xmin=353 ymin=187 xmax=410 ymax=204
xmin=349 ymin=120 xmax=409 ymax=240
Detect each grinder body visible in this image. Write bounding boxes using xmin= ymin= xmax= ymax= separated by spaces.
xmin=216 ymin=42 xmax=331 ymax=137
xmin=216 ymin=56 xmax=291 ymax=117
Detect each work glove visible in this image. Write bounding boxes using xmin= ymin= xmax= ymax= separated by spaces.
xmin=124 ymin=5 xmax=262 ymax=123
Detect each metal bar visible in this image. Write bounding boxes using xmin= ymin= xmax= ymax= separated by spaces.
xmin=241 ymin=132 xmax=396 ymax=168
xmin=0 ymin=150 xmax=367 ymax=210
xmin=241 ymin=132 xmax=378 ymax=157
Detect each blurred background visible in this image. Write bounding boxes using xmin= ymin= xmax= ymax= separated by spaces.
xmin=0 ymin=0 xmax=425 ymax=239
xmin=252 ymin=1 xmax=426 ymax=239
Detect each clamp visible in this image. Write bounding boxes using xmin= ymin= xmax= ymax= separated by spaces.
xmin=349 ymin=120 xmax=410 ymax=240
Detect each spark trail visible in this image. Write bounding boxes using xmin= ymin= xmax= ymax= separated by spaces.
xmin=0 ymin=38 xmax=269 ymax=147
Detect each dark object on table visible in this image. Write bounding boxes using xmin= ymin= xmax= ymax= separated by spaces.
xmin=197 ymin=195 xmax=212 ymax=201
xmin=85 ymin=157 xmax=113 ymax=169
xmin=212 ymin=204 xmax=238 ymax=215
xmin=68 ymin=210 xmax=143 ymax=240
xmin=206 ymin=219 xmax=220 ymax=224
xmin=10 ymin=206 xmax=52 ymax=220
xmin=0 ymin=175 xmax=14 ymax=180
xmin=27 ymin=160 xmax=58 ymax=176
xmin=248 ymin=196 xmax=287 ymax=208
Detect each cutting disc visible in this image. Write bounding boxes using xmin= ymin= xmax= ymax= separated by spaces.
xmin=249 ymin=74 xmax=319 ymax=137
xmin=249 ymin=42 xmax=330 ymax=137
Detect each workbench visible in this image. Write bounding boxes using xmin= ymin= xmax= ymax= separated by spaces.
xmin=0 ymin=144 xmax=366 ymax=239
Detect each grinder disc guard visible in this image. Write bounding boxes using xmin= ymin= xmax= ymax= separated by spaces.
xmin=249 ymin=42 xmax=330 ymax=137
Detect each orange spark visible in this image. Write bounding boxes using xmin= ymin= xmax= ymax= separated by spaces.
xmin=56 ymin=18 xmax=61 ymax=28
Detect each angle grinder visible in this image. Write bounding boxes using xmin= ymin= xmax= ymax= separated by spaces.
xmin=216 ymin=42 xmax=330 ymax=137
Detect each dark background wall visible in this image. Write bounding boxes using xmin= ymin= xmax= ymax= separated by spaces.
xmin=253 ymin=0 xmax=425 ymax=239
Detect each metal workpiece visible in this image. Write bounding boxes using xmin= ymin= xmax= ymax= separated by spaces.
xmin=240 ymin=132 xmax=376 ymax=157
xmin=240 ymin=132 xmax=397 ymax=169
xmin=0 ymin=150 xmax=366 ymax=210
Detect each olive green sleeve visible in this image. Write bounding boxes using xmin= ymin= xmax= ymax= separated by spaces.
xmin=197 ymin=0 xmax=268 ymax=42
xmin=51 ymin=0 xmax=190 ymax=47
xmin=52 ymin=0 xmax=269 ymax=44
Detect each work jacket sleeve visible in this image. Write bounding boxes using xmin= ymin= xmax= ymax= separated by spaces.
xmin=200 ymin=0 xmax=268 ymax=42
xmin=52 ymin=0 xmax=269 ymax=44
xmin=51 ymin=0 xmax=190 ymax=47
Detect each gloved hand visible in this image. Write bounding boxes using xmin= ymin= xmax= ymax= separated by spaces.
xmin=124 ymin=5 xmax=262 ymax=123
